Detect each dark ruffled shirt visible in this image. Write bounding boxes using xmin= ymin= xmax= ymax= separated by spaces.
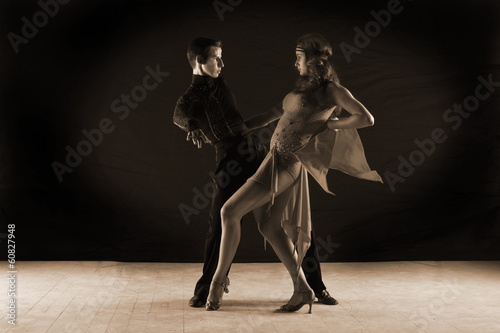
xmin=173 ymin=75 xmax=248 ymax=144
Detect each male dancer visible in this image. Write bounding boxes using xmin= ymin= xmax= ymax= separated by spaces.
xmin=173 ymin=37 xmax=338 ymax=308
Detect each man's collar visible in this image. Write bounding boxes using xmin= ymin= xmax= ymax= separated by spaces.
xmin=191 ymin=74 xmax=216 ymax=86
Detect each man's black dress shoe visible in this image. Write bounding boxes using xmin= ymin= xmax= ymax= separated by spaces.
xmin=316 ymin=289 xmax=339 ymax=305
xmin=189 ymin=295 xmax=206 ymax=308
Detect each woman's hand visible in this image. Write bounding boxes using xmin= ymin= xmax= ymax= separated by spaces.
xmin=327 ymin=117 xmax=340 ymax=132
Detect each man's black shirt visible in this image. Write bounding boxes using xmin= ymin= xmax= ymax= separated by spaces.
xmin=173 ymin=75 xmax=248 ymax=144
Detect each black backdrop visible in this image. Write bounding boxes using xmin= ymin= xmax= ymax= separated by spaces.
xmin=0 ymin=0 xmax=499 ymax=262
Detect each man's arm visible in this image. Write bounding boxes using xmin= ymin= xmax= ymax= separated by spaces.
xmin=244 ymin=103 xmax=283 ymax=131
xmin=173 ymin=95 xmax=199 ymax=131
xmin=173 ymin=96 xmax=209 ymax=149
xmin=323 ymin=82 xmax=374 ymax=130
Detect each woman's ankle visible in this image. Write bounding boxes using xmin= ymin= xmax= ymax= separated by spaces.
xmin=212 ymin=277 xmax=225 ymax=284
xmin=296 ymin=282 xmax=312 ymax=293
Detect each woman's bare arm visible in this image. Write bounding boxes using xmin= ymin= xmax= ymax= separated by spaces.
xmin=323 ymin=82 xmax=374 ymax=130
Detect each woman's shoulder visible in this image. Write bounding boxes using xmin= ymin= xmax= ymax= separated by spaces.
xmin=323 ymin=81 xmax=344 ymax=95
xmin=285 ymin=89 xmax=301 ymax=97
xmin=283 ymin=90 xmax=301 ymax=103
xmin=318 ymin=81 xmax=351 ymax=105
xmin=316 ymin=81 xmax=343 ymax=106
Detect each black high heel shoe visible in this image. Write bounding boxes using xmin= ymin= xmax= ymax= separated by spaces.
xmin=205 ymin=277 xmax=230 ymax=311
xmin=279 ymin=290 xmax=314 ymax=314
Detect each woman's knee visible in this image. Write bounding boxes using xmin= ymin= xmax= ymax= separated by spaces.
xmin=220 ymin=202 xmax=241 ymax=225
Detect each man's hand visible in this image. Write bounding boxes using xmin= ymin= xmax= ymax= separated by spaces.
xmin=187 ymin=129 xmax=209 ymax=149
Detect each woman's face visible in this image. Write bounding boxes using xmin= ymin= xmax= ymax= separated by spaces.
xmin=295 ymin=50 xmax=308 ymax=76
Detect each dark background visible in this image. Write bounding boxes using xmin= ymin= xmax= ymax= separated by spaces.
xmin=0 ymin=0 xmax=499 ymax=262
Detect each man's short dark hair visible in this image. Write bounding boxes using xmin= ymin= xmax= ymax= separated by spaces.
xmin=187 ymin=37 xmax=222 ymax=69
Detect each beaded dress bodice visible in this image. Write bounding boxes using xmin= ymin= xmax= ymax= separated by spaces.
xmin=271 ymin=92 xmax=336 ymax=172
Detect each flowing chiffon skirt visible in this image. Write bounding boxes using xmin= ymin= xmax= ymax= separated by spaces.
xmin=249 ymin=128 xmax=383 ymax=270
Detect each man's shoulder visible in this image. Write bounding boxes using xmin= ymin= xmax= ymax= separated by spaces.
xmin=215 ymin=76 xmax=229 ymax=87
xmin=176 ymin=86 xmax=203 ymax=107
xmin=216 ymin=76 xmax=227 ymax=83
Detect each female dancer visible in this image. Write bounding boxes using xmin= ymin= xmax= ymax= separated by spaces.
xmin=206 ymin=33 xmax=382 ymax=312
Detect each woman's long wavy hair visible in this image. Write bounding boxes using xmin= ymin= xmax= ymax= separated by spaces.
xmin=294 ymin=33 xmax=340 ymax=93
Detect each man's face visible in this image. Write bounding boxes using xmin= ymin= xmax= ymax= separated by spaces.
xmin=295 ymin=50 xmax=308 ymax=76
xmin=201 ymin=46 xmax=224 ymax=78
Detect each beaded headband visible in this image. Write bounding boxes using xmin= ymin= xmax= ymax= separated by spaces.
xmin=296 ymin=45 xmax=329 ymax=59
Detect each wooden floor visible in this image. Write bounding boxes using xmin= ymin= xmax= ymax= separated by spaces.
xmin=1 ymin=261 xmax=499 ymax=333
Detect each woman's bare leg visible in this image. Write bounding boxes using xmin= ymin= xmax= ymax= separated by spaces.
xmin=209 ymin=168 xmax=312 ymax=307
xmin=211 ymin=171 xmax=295 ymax=284
xmin=256 ymin=187 xmax=312 ymax=295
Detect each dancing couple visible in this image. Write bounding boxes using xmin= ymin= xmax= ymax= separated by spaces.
xmin=173 ymin=34 xmax=382 ymax=313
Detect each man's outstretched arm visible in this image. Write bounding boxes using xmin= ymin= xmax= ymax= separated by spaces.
xmin=244 ymin=103 xmax=283 ymax=131
xmin=173 ymin=96 xmax=209 ymax=148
